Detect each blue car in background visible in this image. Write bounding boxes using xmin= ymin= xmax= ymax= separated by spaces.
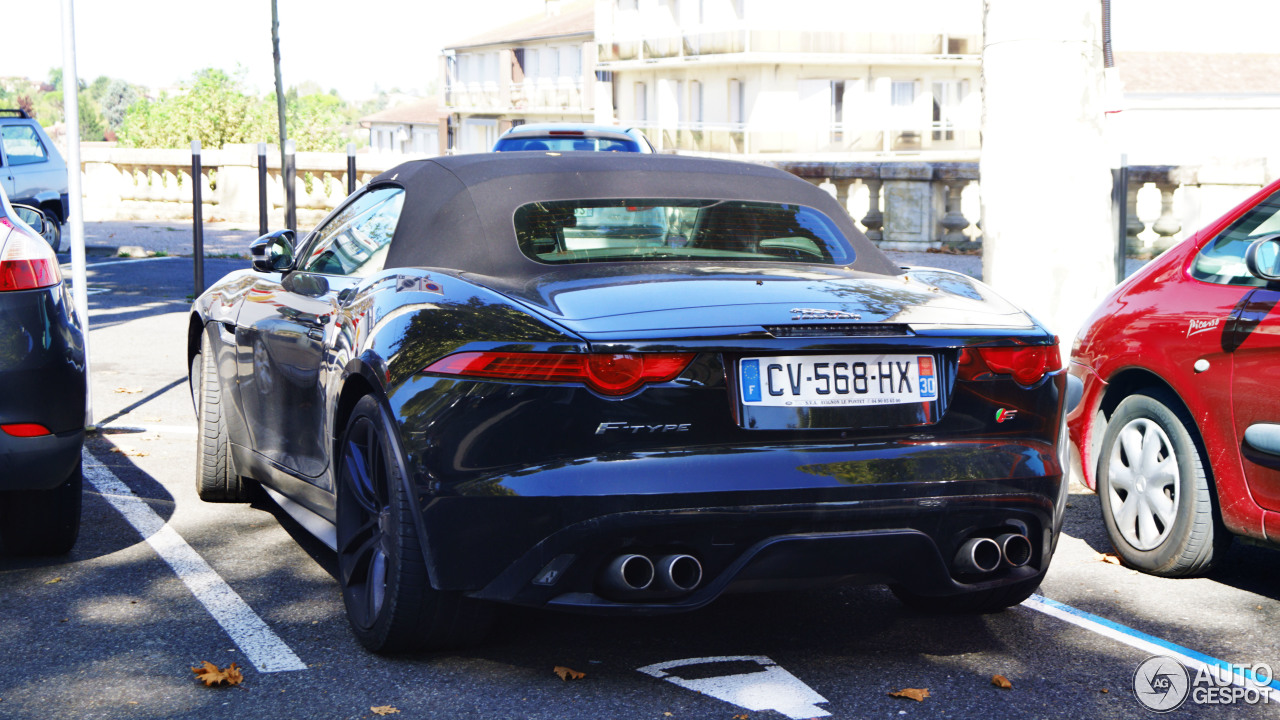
xmin=0 ymin=109 xmax=69 ymax=252
xmin=493 ymin=123 xmax=655 ymax=153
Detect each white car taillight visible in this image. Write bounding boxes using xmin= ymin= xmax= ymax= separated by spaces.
xmin=0 ymin=218 xmax=61 ymax=291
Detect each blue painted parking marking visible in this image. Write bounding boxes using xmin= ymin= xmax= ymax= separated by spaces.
xmin=1023 ymin=594 xmax=1280 ymax=696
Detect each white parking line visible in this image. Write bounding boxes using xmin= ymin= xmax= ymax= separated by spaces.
xmin=64 ymin=256 xmax=184 ymax=269
xmin=1023 ymin=594 xmax=1280 ymax=699
xmin=83 ymin=451 xmax=307 ymax=673
xmin=101 ymin=424 xmax=199 ymax=436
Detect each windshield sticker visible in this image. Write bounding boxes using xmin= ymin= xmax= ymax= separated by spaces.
xmin=1187 ymin=317 xmax=1221 ymax=338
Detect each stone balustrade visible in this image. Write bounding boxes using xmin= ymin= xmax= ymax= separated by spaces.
xmin=78 ymin=143 xmax=402 ymax=228
xmin=773 ymin=161 xmax=983 ymax=251
xmin=72 ymin=145 xmax=1268 ymax=256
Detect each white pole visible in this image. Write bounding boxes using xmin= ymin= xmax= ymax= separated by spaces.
xmin=980 ymin=0 xmax=1117 ymax=353
xmin=61 ymin=0 xmax=92 ymax=428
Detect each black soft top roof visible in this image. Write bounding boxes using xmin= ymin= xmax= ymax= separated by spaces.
xmin=374 ymin=152 xmax=901 ymax=278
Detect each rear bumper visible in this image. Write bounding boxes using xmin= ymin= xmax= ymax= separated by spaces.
xmin=0 ymin=285 xmax=86 ymax=490
xmin=0 ymin=428 xmax=84 ymax=490
xmin=414 ymin=462 xmax=1061 ymax=612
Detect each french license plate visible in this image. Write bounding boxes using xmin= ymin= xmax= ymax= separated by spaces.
xmin=739 ymin=354 xmax=938 ymax=407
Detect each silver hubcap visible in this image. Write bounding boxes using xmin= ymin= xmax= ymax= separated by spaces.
xmin=1107 ymin=418 xmax=1179 ymax=551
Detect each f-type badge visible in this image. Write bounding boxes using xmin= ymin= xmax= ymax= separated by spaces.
xmin=790 ymin=308 xmax=862 ymax=321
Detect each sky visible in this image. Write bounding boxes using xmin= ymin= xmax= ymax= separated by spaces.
xmin=5 ymin=0 xmax=545 ymax=100
xmin=6 ymin=0 xmax=1279 ymax=101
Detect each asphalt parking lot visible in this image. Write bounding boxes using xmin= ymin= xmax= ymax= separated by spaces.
xmin=0 ymin=223 xmax=1276 ymax=719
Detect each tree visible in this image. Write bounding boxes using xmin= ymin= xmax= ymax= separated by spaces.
xmin=100 ymin=79 xmax=139 ymax=131
xmin=78 ymin=96 xmax=105 ymax=141
xmin=117 ymin=68 xmax=273 ymax=148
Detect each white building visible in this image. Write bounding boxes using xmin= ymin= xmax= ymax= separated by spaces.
xmin=443 ymin=0 xmax=600 ymax=153
xmin=361 ymin=98 xmax=444 ymax=156
xmin=594 ymin=0 xmax=983 ymax=157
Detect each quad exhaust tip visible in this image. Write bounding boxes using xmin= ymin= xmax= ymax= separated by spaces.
xmin=997 ymin=533 xmax=1033 ymax=568
xmin=655 ymin=554 xmax=703 ymax=592
xmin=602 ymin=553 xmax=655 ymax=593
xmin=952 ymin=532 xmax=1033 ymax=575
xmin=953 ymin=537 xmax=1002 ymax=574
xmin=600 ymin=552 xmax=703 ymax=597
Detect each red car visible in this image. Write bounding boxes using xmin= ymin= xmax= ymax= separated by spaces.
xmin=1070 ymin=179 xmax=1280 ymax=576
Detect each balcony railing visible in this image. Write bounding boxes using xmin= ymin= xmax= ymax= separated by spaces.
xmin=448 ymin=79 xmax=588 ymax=114
xmin=599 ymin=29 xmax=979 ymax=62
xmin=639 ymin=122 xmax=979 ymax=156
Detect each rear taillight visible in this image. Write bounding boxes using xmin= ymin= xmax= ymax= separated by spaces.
xmin=958 ymin=342 xmax=1061 ymax=385
xmin=423 ymin=352 xmax=695 ymax=396
xmin=2 ymin=423 xmax=51 ymax=437
xmin=0 ymin=220 xmax=61 ymax=291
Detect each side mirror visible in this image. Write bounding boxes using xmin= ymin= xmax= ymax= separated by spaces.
xmin=250 ymin=229 xmax=297 ymax=273
xmin=1245 ymin=234 xmax=1280 ymax=282
xmin=11 ymin=204 xmax=46 ymax=235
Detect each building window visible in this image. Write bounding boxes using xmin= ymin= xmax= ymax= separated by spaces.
xmin=675 ymin=80 xmax=686 ymax=124
xmin=728 ymin=79 xmax=743 ymax=126
xmin=690 ymin=80 xmax=703 ymax=125
xmin=560 ymin=45 xmax=581 ymax=80
xmin=932 ymin=80 xmax=968 ymax=141
xmin=635 ymin=82 xmax=648 ymax=122
xmin=541 ymin=47 xmax=559 ymax=80
xmin=891 ymin=81 xmax=916 ymax=108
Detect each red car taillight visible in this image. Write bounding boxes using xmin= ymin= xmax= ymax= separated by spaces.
xmin=0 ymin=219 xmax=61 ymax=291
xmin=1 ymin=423 xmax=51 ymax=437
xmin=958 ymin=342 xmax=1062 ymax=385
xmin=423 ymin=352 xmax=695 ymax=396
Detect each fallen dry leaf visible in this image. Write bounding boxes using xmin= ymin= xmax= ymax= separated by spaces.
xmin=45 ymin=577 xmax=63 ymax=584
xmin=1101 ymin=688 xmax=1109 ymax=694
xmin=115 ymin=387 xmax=143 ymax=394
xmin=370 ymin=707 xmax=400 ymax=716
xmin=889 ymin=688 xmax=930 ymax=702
xmin=191 ymin=661 xmax=243 ymax=687
xmin=110 ymin=447 xmax=149 ymax=457
xmin=1096 ymin=552 xmax=1123 ymax=566
xmin=992 ymin=674 xmax=1013 ymax=689
xmin=553 ymin=666 xmax=586 ymax=681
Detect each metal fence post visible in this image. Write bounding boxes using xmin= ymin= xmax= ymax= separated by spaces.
xmin=347 ymin=143 xmax=356 ymax=195
xmin=257 ymin=142 xmax=268 ymax=235
xmin=284 ymin=139 xmax=297 ymax=233
xmin=1112 ymin=154 xmax=1129 ymax=284
xmin=191 ymin=139 xmax=204 ymax=294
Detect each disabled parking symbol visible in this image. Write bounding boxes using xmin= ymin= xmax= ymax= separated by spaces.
xmin=638 ymin=655 xmax=830 ymax=718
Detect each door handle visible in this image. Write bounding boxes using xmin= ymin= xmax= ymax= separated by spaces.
xmin=307 ymin=326 xmax=324 ymax=340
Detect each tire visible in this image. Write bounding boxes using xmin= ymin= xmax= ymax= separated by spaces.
xmin=336 ymin=394 xmax=490 ymax=653
xmin=891 ymin=574 xmax=1043 ymax=614
xmin=0 ymin=460 xmax=82 ymax=555
xmin=1096 ymin=390 xmax=1228 ymax=576
xmin=194 ymin=331 xmax=256 ymax=502
xmin=40 ymin=210 xmax=61 ymax=253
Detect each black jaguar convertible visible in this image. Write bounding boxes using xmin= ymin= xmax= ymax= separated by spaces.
xmin=188 ymin=153 xmax=1068 ymax=653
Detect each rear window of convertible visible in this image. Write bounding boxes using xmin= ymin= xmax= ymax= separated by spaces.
xmin=514 ymin=199 xmax=854 ymax=265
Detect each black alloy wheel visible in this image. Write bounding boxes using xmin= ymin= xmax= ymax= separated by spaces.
xmin=335 ymin=394 xmax=489 ymax=653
